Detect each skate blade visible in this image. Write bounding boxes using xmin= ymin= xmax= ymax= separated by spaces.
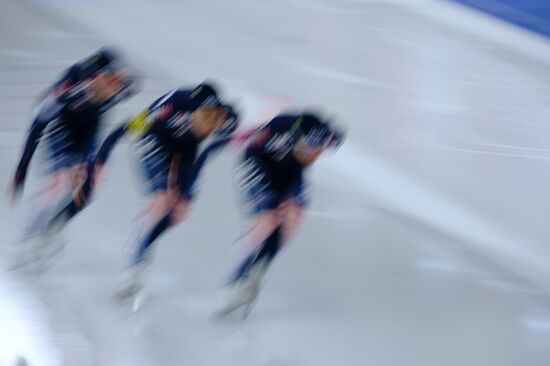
xmin=215 ymin=302 xmax=245 ymax=319
xmin=115 ymin=285 xmax=147 ymax=311
xmin=242 ymin=298 xmax=258 ymax=319
xmin=215 ymin=297 xmax=257 ymax=320
xmin=115 ymin=285 xmax=141 ymax=301
xmin=9 ymin=254 xmax=51 ymax=275
xmin=10 ymin=236 xmax=67 ymax=274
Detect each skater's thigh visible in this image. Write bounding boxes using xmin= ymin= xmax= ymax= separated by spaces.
xmin=42 ymin=168 xmax=74 ymax=198
xmin=277 ymin=200 xmax=304 ymax=244
xmin=244 ymin=211 xmax=280 ymax=246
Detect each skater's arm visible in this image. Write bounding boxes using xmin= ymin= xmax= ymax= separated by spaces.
xmin=185 ymin=107 xmax=240 ymax=198
xmin=191 ymin=105 xmax=239 ymax=177
xmin=11 ymin=121 xmax=47 ymax=199
xmin=94 ymin=123 xmax=127 ymax=166
xmin=10 ymin=98 xmax=61 ymax=201
xmin=183 ymin=137 xmax=229 ymax=199
xmin=80 ymin=123 xmax=128 ymax=206
xmin=328 ymin=122 xmax=346 ymax=149
xmin=95 ymin=107 xmax=154 ymax=165
xmin=214 ymin=105 xmax=239 ymax=139
xmin=98 ymin=70 xmax=141 ymax=112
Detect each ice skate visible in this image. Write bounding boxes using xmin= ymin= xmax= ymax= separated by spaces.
xmin=217 ymin=260 xmax=267 ymax=319
xmin=115 ymin=261 xmax=149 ymax=302
xmin=9 ymin=222 xmax=67 ymax=274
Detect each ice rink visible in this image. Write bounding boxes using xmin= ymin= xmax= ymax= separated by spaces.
xmin=1 ymin=0 xmax=550 ymax=365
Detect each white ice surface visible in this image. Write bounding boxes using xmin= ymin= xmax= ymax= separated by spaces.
xmin=1 ymin=0 xmax=550 ymax=365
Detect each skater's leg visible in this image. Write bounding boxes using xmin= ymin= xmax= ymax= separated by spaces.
xmin=220 ymin=213 xmax=280 ymax=315
xmin=231 ymin=225 xmax=281 ymax=283
xmin=132 ymin=193 xmax=189 ymax=265
xmin=229 ymin=211 xmax=279 ymax=279
xmin=22 ymin=170 xmax=71 ymax=238
xmin=118 ymin=194 xmax=189 ymax=298
xmin=44 ymin=162 xmax=96 ymax=232
xmin=12 ymin=167 xmax=82 ymax=271
xmin=237 ymin=212 xmax=279 ymax=250
xmin=231 ymin=201 xmax=302 ymax=282
xmin=133 ymin=211 xmax=173 ymax=265
xmin=221 ymin=201 xmax=305 ymax=315
xmin=279 ymin=200 xmax=304 ymax=246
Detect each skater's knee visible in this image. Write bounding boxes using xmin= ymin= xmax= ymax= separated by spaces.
xmin=70 ymin=164 xmax=88 ymax=188
xmin=170 ymin=199 xmax=190 ymax=224
xmin=51 ymin=170 xmax=69 ymax=186
xmin=253 ymin=211 xmax=279 ymax=232
xmin=47 ymin=171 xmax=71 ymax=195
xmin=147 ymin=192 xmax=175 ymax=216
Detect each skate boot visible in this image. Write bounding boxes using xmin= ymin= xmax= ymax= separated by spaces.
xmin=116 ymin=261 xmax=150 ymax=301
xmin=217 ymin=260 xmax=268 ymax=318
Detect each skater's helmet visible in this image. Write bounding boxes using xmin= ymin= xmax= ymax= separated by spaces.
xmin=293 ymin=112 xmax=342 ymax=150
xmin=190 ymin=82 xmax=223 ymax=110
xmin=79 ymin=47 xmax=123 ymax=79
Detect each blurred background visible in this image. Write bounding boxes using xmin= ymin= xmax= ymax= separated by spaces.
xmin=1 ymin=0 xmax=550 ymax=365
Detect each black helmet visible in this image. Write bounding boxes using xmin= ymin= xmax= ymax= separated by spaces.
xmin=190 ymin=82 xmax=223 ymax=109
xmin=295 ymin=113 xmax=338 ymax=148
xmin=79 ymin=47 xmax=122 ymax=79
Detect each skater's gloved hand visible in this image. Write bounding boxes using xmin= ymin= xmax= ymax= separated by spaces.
xmin=72 ymin=186 xmax=87 ymax=209
xmin=328 ymin=122 xmax=346 ymax=149
xmin=73 ymin=161 xmax=103 ymax=208
xmin=92 ymin=162 xmax=104 ymax=187
xmin=167 ymin=153 xmax=181 ymax=197
xmin=7 ymin=170 xmax=24 ymax=206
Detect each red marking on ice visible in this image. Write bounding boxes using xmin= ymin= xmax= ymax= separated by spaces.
xmin=0 ymin=96 xmax=36 ymax=100
xmin=258 ymin=95 xmax=294 ymax=103
xmin=0 ymin=65 xmax=69 ymax=72
xmin=0 ymin=112 xmax=27 ymax=117
xmin=0 ymin=81 xmax=51 ymax=85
